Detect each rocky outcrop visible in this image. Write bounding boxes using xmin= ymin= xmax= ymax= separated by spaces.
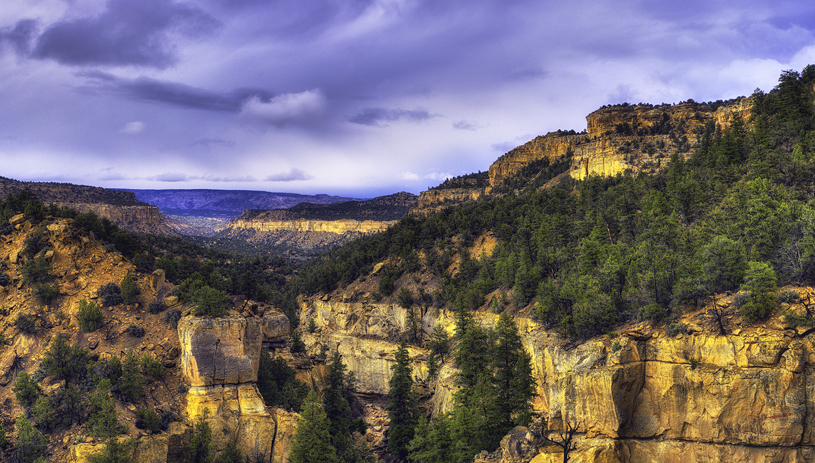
xmin=414 ymin=188 xmax=484 ymax=215
xmin=56 ymin=202 xmax=176 ymax=235
xmin=177 ymin=312 xmax=292 ymax=462
xmin=299 ymin=295 xmax=815 ymax=462
xmin=486 ymin=98 xmax=752 ymax=191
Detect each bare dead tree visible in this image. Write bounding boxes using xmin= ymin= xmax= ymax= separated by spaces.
xmin=543 ymin=420 xmax=578 ymax=463
xmin=707 ymin=295 xmax=728 ymax=336
xmin=801 ymin=292 xmax=814 ymax=319
xmin=100 ymin=318 xmax=120 ymax=342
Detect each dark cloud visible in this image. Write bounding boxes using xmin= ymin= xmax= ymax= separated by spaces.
xmin=453 ymin=120 xmax=479 ymax=131
xmin=32 ymin=0 xmax=221 ymax=68
xmin=78 ymin=71 xmax=273 ymax=112
xmin=266 ymin=168 xmax=312 ymax=182
xmin=0 ymin=19 xmax=38 ymax=56
xmin=349 ymin=108 xmax=435 ymax=127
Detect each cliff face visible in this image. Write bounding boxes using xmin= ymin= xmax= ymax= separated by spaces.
xmin=485 ymin=98 xmax=751 ymax=191
xmin=298 ymin=295 xmax=815 ymax=462
xmin=177 ymin=313 xmax=292 ymax=463
xmin=228 ymin=218 xmax=396 ymax=234
xmin=57 ymin=202 xmax=176 ymax=236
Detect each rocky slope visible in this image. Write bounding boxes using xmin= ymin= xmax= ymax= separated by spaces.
xmin=0 ymin=214 xmax=307 ymax=463
xmin=0 ymin=177 xmax=175 ymax=236
xmin=298 ymin=273 xmax=815 ymax=462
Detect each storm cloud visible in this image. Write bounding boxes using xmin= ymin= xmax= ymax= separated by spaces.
xmin=1 ymin=0 xmax=815 ymax=196
xmin=32 ymin=0 xmax=221 ymax=68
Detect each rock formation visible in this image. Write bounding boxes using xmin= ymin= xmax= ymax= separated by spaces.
xmin=298 ymin=292 xmax=815 ymax=462
xmin=177 ymin=312 xmax=292 ymax=462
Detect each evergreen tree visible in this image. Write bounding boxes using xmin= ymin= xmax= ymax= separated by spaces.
xmin=492 ymin=313 xmax=536 ymax=429
xmin=119 ymin=351 xmax=146 ymax=401
xmin=15 ymin=415 xmax=47 ymax=463
xmin=386 ymin=342 xmax=418 ymax=459
xmin=323 ymin=352 xmax=353 ymax=461
xmin=86 ymin=380 xmax=125 ymax=439
xmin=188 ymin=409 xmax=215 ymax=463
xmin=407 ymin=414 xmax=455 ymax=463
xmin=289 ymin=390 xmax=341 ymax=463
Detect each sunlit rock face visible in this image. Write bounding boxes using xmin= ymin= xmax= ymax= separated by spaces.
xmin=177 ymin=312 xmax=292 ymax=463
xmin=300 ymin=293 xmax=815 ymax=463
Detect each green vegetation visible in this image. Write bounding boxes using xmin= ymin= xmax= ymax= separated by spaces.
xmin=13 ymin=371 xmax=40 ymax=408
xmin=14 ymin=415 xmax=48 ymax=463
xmin=408 ymin=312 xmax=535 ymax=462
xmin=41 ymin=334 xmax=89 ymax=382
xmin=289 ymin=390 xmax=342 ymax=463
xmin=257 ymin=349 xmax=308 ymax=411
xmin=87 ymin=439 xmax=133 ymax=463
xmin=190 ymin=286 xmax=231 ymax=317
xmin=120 ymin=273 xmax=139 ymax=305
xmin=77 ymin=299 xmax=105 ymax=332
xmin=386 ymin=342 xmax=419 ymax=459
xmin=99 ymin=282 xmax=123 ymax=307
xmin=188 ymin=408 xmax=215 ymax=463
xmin=286 ymin=65 xmax=815 ymax=338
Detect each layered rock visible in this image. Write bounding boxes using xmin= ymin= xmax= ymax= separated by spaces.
xmin=299 ymin=295 xmax=815 ymax=462
xmin=227 ymin=218 xmax=396 ymax=234
xmin=177 ymin=312 xmax=292 ymax=462
xmin=56 ymin=202 xmax=176 ymax=235
xmin=486 ymin=98 xmax=752 ymax=191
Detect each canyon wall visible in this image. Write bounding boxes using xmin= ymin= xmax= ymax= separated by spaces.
xmin=298 ymin=295 xmax=815 ymax=462
xmin=226 ymin=218 xmax=396 ymax=235
xmin=56 ymin=202 xmax=176 ymax=235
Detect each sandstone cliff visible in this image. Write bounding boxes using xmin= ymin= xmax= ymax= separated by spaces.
xmin=56 ymin=202 xmax=176 ymax=236
xmin=177 ymin=313 xmax=293 ymax=463
xmin=487 ymin=98 xmax=751 ymax=192
xmin=297 ymin=290 xmax=815 ymax=463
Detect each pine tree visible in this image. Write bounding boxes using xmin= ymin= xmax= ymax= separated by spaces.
xmin=188 ymin=408 xmax=215 ymax=463
xmin=386 ymin=342 xmax=418 ymax=459
xmin=492 ymin=313 xmax=536 ymax=429
xmin=15 ymin=415 xmax=47 ymax=463
xmin=323 ymin=351 xmax=353 ymax=460
xmin=289 ymin=390 xmax=341 ymax=463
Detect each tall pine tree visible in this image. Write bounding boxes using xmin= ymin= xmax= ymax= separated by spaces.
xmin=289 ymin=390 xmax=341 ymax=463
xmin=323 ymin=352 xmax=353 ymax=461
xmin=386 ymin=342 xmax=418 ymax=459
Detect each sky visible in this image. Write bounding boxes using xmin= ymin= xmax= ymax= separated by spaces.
xmin=2 ymin=0 xmax=815 ymax=198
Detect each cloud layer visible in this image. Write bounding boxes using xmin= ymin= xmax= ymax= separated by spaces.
xmin=1 ymin=0 xmax=814 ymax=196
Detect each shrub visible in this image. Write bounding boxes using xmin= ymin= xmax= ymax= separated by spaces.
xmin=140 ymin=354 xmax=165 ymax=380
xmin=99 ymin=283 xmax=123 ymax=307
xmin=41 ymin=334 xmax=89 ymax=382
xmin=15 ymin=313 xmax=37 ymax=334
xmin=20 ymin=257 xmax=51 ymax=285
xmin=731 ymin=292 xmax=751 ymax=309
xmin=13 ymin=371 xmax=40 ymax=408
xmin=148 ymin=300 xmax=166 ymax=314
xmin=86 ymin=380 xmax=126 ymax=438
xmin=34 ymin=283 xmax=60 ymax=306
xmin=135 ymin=408 xmax=162 ymax=431
xmin=21 ymin=229 xmax=49 ymax=260
xmin=739 ymin=293 xmax=776 ymax=323
xmin=0 ymin=423 xmax=7 ymax=449
xmin=77 ymin=299 xmax=105 ymax=332
xmin=191 ymin=286 xmax=231 ymax=317
xmin=782 ymin=308 xmax=812 ymax=328
xmin=779 ymin=289 xmax=800 ymax=304
xmin=119 ymin=352 xmax=145 ymax=401
xmin=125 ymin=324 xmax=145 ymax=337
xmin=642 ymin=303 xmax=667 ymax=322
xmin=665 ymin=323 xmax=688 ymax=337
xmin=164 ymin=309 xmax=182 ymax=329
xmin=0 ymin=271 xmax=10 ymax=286
xmin=121 ymin=274 xmax=139 ymax=305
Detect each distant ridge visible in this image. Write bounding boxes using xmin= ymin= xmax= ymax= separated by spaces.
xmin=124 ymin=189 xmax=361 ymax=219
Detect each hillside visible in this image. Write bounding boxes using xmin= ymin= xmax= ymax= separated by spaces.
xmin=0 ymin=178 xmax=175 ymax=236
xmin=284 ymin=65 xmax=815 ymax=462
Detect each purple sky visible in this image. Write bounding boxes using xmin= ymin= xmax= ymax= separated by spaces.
xmin=2 ymin=0 xmax=814 ymax=197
